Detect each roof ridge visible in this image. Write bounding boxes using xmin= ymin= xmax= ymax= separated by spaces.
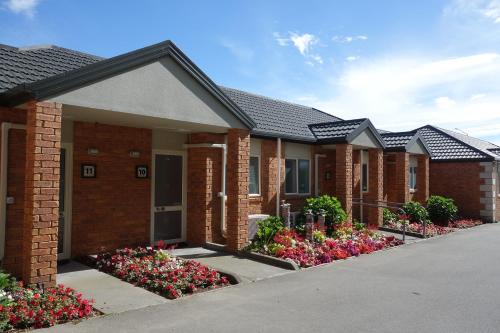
xmin=380 ymin=129 xmax=417 ymax=136
xmin=436 ymin=125 xmax=500 ymax=148
xmin=309 ymin=118 xmax=367 ymax=127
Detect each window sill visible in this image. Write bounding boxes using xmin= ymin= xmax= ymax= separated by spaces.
xmin=285 ymin=193 xmax=311 ymax=198
xmin=249 ymin=194 xmax=262 ymax=200
xmin=409 ymin=189 xmax=417 ymax=194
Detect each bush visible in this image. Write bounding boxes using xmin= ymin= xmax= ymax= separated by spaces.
xmin=252 ymin=216 xmax=284 ymax=248
xmin=383 ymin=208 xmax=397 ymax=224
xmin=401 ymin=201 xmax=430 ymax=224
xmin=302 ymin=195 xmax=347 ymax=228
xmin=427 ymin=195 xmax=458 ymax=225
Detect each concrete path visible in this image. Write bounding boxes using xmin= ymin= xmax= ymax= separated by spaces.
xmin=57 ymin=261 xmax=167 ymax=314
xmin=46 ymin=223 xmax=500 ymax=333
xmin=170 ymin=247 xmax=291 ymax=282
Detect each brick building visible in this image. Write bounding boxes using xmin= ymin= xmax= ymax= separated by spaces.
xmin=416 ymin=126 xmax=500 ymax=222
xmin=0 ymin=40 xmax=497 ymax=285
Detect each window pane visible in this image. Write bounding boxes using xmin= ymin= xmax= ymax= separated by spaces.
xmin=298 ymin=159 xmax=310 ymax=193
xmin=249 ymin=156 xmax=260 ymax=194
xmin=362 ymin=164 xmax=368 ymax=192
xmin=285 ymin=159 xmax=297 ymax=193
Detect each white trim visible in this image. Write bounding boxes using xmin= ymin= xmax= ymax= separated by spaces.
xmin=0 ymin=123 xmax=26 ymax=261
xmin=150 ymin=149 xmax=187 ymax=245
xmin=58 ymin=143 xmax=73 ymax=260
xmin=249 ymin=155 xmax=261 ymax=196
xmin=285 ymin=158 xmax=311 ymax=195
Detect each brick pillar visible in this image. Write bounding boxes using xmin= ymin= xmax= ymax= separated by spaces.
xmin=414 ymin=155 xmax=429 ymax=203
xmin=352 ymin=150 xmax=361 ymax=221
xmin=336 ymin=144 xmax=353 ymax=222
xmin=22 ymin=101 xmax=61 ymax=286
xmin=226 ymin=129 xmax=250 ymax=252
xmin=395 ymin=152 xmax=409 ymax=204
xmin=367 ymin=149 xmax=383 ymax=226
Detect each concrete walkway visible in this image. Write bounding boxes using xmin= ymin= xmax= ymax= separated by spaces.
xmin=57 ymin=261 xmax=167 ymax=314
xmin=170 ymin=247 xmax=291 ymax=282
xmin=45 ymin=224 xmax=500 ymax=333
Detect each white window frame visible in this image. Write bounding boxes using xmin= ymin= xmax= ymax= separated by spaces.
xmin=285 ymin=158 xmax=311 ymax=195
xmin=409 ymin=156 xmax=418 ymax=192
xmin=249 ymin=155 xmax=261 ymax=196
xmin=361 ymin=150 xmax=369 ymax=193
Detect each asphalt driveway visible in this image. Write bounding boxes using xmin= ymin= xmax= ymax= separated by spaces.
xmin=43 ymin=223 xmax=500 ymax=333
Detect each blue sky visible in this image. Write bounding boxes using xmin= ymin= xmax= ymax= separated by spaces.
xmin=1 ymin=0 xmax=500 ymax=144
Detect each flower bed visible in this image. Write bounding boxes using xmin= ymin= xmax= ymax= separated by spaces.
xmin=248 ymin=224 xmax=403 ymax=268
xmin=96 ymin=247 xmax=229 ymax=299
xmin=448 ymin=219 xmax=483 ymax=229
xmin=1 ymin=279 xmax=95 ymax=331
xmin=383 ymin=220 xmax=454 ymax=237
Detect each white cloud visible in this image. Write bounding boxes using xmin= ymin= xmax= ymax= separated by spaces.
xmin=332 ymin=35 xmax=368 ymax=43
xmin=307 ymin=53 xmax=500 ymax=144
xmin=289 ymin=32 xmax=318 ymax=55
xmin=346 ymin=56 xmax=359 ymax=62
xmin=445 ymin=0 xmax=500 ymax=24
xmin=4 ymin=0 xmax=39 ymax=17
xmin=274 ymin=31 xmax=323 ymax=65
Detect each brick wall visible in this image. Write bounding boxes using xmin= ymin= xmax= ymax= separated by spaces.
xmin=336 ymin=144 xmax=353 ymax=222
xmin=22 ymin=101 xmax=61 ymax=286
xmin=226 ymin=129 xmax=250 ymax=252
xmin=366 ymin=149 xmax=383 ymax=226
xmin=72 ymin=122 xmax=151 ymax=256
xmin=429 ymin=162 xmax=482 ymax=219
xmin=413 ymin=155 xmax=429 ymax=203
xmin=186 ymin=133 xmax=224 ymax=245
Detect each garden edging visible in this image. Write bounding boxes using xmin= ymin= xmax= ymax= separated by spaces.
xmin=238 ymin=251 xmax=300 ymax=271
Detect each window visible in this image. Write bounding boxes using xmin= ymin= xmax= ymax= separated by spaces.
xmin=361 ymin=150 xmax=369 ymax=193
xmin=249 ymin=156 xmax=260 ymax=195
xmin=409 ymin=156 xmax=418 ymax=191
xmin=285 ymin=159 xmax=310 ymax=194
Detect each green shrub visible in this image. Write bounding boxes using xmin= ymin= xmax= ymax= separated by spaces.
xmin=402 ymin=201 xmax=430 ymax=224
xmin=427 ymin=195 xmax=458 ymax=224
xmin=302 ymin=195 xmax=347 ymax=235
xmin=383 ymin=208 xmax=397 ymax=224
xmin=252 ymin=216 xmax=284 ymax=248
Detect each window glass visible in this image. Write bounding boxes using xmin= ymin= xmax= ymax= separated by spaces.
xmin=362 ymin=150 xmax=369 ymax=192
xmin=409 ymin=156 xmax=418 ymax=190
xmin=298 ymin=159 xmax=310 ymax=194
xmin=285 ymin=159 xmax=297 ymax=193
xmin=249 ymin=156 xmax=260 ymax=195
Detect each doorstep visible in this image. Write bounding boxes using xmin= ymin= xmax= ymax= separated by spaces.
xmin=170 ymin=247 xmax=292 ymax=283
xmin=57 ymin=261 xmax=167 ymax=314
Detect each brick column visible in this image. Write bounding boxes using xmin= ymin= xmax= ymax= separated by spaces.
xmin=367 ymin=149 xmax=383 ymax=226
xmin=336 ymin=144 xmax=353 ymax=222
xmin=395 ymin=152 xmax=409 ymax=204
xmin=22 ymin=101 xmax=61 ymax=286
xmin=226 ymin=129 xmax=250 ymax=252
xmin=414 ymin=155 xmax=429 ymax=203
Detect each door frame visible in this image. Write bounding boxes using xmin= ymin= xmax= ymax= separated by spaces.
xmin=58 ymin=143 xmax=73 ymax=260
xmin=150 ymin=149 xmax=187 ymax=245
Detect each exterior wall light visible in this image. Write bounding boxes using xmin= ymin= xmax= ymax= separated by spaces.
xmin=129 ymin=150 xmax=141 ymax=158
xmin=87 ymin=148 xmax=99 ymax=156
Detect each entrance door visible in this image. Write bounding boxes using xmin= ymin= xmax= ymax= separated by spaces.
xmin=58 ymin=144 xmax=72 ymax=260
xmin=152 ymin=152 xmax=186 ymax=244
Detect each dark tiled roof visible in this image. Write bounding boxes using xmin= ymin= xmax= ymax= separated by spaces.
xmin=308 ymin=118 xmax=366 ymax=141
xmin=0 ymin=44 xmax=103 ymax=93
xmin=488 ymin=148 xmax=500 ymax=157
xmin=437 ymin=127 xmax=500 ymax=160
xmin=381 ymin=131 xmax=416 ymax=149
xmin=417 ymin=126 xmax=496 ymax=161
xmin=220 ymin=87 xmax=341 ymax=141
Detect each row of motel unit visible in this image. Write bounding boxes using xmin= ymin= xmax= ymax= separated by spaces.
xmin=0 ymin=40 xmax=499 ymax=286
